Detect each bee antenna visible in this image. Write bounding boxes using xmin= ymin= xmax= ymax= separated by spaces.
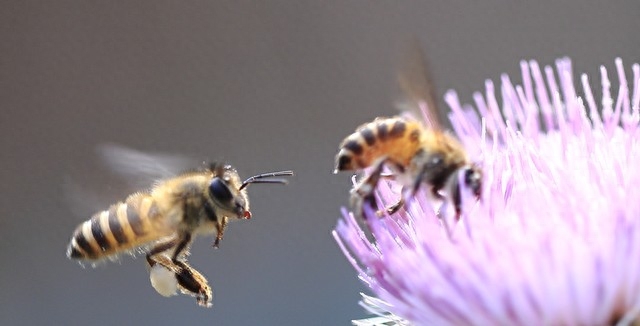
xmin=239 ymin=170 xmax=294 ymax=191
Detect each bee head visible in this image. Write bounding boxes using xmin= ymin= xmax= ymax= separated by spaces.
xmin=207 ymin=163 xmax=293 ymax=220
xmin=208 ymin=164 xmax=251 ymax=220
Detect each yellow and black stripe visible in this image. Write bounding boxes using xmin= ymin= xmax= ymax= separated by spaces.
xmin=335 ymin=117 xmax=423 ymax=171
xmin=67 ymin=193 xmax=167 ymax=260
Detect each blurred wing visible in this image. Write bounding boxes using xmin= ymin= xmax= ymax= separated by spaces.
xmin=63 ymin=175 xmax=113 ymax=220
xmin=63 ymin=145 xmax=198 ymax=222
xmin=98 ymin=143 xmax=198 ymax=188
xmin=396 ymin=42 xmax=444 ymax=130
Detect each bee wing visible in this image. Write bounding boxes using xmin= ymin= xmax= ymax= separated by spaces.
xmin=63 ymin=145 xmax=198 ymax=223
xmin=63 ymin=175 xmax=114 ymax=220
xmin=98 ymin=143 xmax=199 ymax=189
xmin=396 ymin=42 xmax=445 ymax=131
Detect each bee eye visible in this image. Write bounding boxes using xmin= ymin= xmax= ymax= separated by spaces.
xmin=209 ymin=178 xmax=233 ymax=202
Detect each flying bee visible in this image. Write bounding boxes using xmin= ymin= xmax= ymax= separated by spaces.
xmin=334 ymin=46 xmax=482 ymax=220
xmin=66 ymin=145 xmax=293 ymax=307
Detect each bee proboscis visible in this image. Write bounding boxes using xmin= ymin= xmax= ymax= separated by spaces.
xmin=334 ymin=45 xmax=482 ymax=219
xmin=66 ymin=146 xmax=293 ymax=307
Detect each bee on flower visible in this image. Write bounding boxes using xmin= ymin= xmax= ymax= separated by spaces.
xmin=336 ymin=57 xmax=640 ymax=325
xmin=334 ymin=46 xmax=481 ymax=221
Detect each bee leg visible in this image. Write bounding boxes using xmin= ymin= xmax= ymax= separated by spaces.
xmin=379 ymin=163 xmax=404 ymax=216
xmin=431 ymin=186 xmax=445 ymax=200
xmin=451 ymin=183 xmax=462 ymax=221
xmin=170 ymin=233 xmax=213 ymax=307
xmin=170 ymin=233 xmax=193 ymax=261
xmin=380 ymin=172 xmax=396 ymax=180
xmin=351 ymin=158 xmax=387 ymax=218
xmin=349 ymin=191 xmax=375 ymax=220
xmin=350 ymin=190 xmax=376 ymax=219
xmin=213 ymin=217 xmax=228 ymax=248
xmin=435 ymin=179 xmax=464 ymax=221
xmin=145 ymin=235 xmax=212 ymax=307
xmin=173 ymin=260 xmax=213 ymax=308
xmin=385 ymin=197 xmax=405 ymax=215
xmin=146 ymin=237 xmax=181 ymax=269
xmin=425 ymin=186 xmax=447 ymax=218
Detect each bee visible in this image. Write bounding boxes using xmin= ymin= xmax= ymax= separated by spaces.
xmin=66 ymin=146 xmax=293 ymax=307
xmin=334 ymin=46 xmax=482 ymax=220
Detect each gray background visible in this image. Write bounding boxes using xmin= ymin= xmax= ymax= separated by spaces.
xmin=1 ymin=1 xmax=639 ymax=325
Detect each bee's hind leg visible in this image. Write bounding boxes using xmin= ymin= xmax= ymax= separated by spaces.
xmin=146 ymin=237 xmax=180 ymax=269
xmin=170 ymin=233 xmax=213 ymax=307
xmin=379 ymin=163 xmax=405 ymax=216
xmin=351 ymin=158 xmax=388 ymax=219
xmin=172 ymin=260 xmax=213 ymax=307
xmin=146 ymin=234 xmax=213 ymax=307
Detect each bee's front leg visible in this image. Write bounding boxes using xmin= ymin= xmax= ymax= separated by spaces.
xmin=213 ymin=217 xmax=228 ymax=248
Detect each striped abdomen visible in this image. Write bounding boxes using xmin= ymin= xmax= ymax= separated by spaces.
xmin=335 ymin=117 xmax=424 ymax=171
xmin=67 ymin=193 xmax=172 ymax=260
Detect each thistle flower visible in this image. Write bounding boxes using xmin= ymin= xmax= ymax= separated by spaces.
xmin=334 ymin=58 xmax=640 ymax=325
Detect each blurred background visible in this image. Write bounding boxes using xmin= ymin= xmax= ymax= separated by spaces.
xmin=1 ymin=1 xmax=639 ymax=325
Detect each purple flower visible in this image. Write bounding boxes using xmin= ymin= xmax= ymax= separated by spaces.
xmin=334 ymin=58 xmax=640 ymax=325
